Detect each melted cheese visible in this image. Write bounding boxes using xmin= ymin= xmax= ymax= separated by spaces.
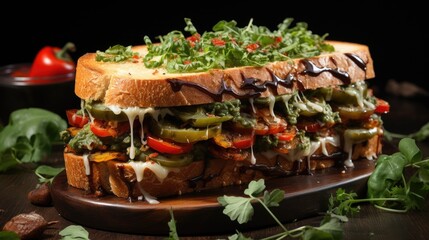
xmin=261 ymin=135 xmax=340 ymax=164
xmin=343 ymin=127 xmax=378 ymax=167
xmin=320 ymin=135 xmax=340 ymax=156
xmin=268 ymin=95 xmax=280 ymax=123
xmin=128 ymin=161 xmax=170 ymax=204
xmin=128 ymin=161 xmax=169 ymax=182
xmin=107 ymin=106 xmax=165 ymax=159
xmin=83 ymin=153 xmax=90 ymax=175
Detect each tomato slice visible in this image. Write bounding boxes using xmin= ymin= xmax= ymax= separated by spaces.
xmin=90 ymin=119 xmax=130 ymax=138
xmin=147 ymin=135 xmax=193 ymax=154
xmin=296 ymin=119 xmax=321 ymax=133
xmin=374 ymin=98 xmax=390 ymax=114
xmin=276 ymin=127 xmax=297 ymax=142
xmin=66 ymin=109 xmax=89 ymax=128
xmin=232 ymin=133 xmax=255 ymax=149
xmin=253 ymin=108 xmax=287 ymax=135
xmin=213 ymin=129 xmax=255 ymax=149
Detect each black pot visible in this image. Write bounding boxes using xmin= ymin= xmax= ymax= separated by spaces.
xmin=0 ymin=63 xmax=80 ymax=125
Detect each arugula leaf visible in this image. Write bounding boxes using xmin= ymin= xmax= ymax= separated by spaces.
xmin=0 ymin=108 xmax=67 ymax=172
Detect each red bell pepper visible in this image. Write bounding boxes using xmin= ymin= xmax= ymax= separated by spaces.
xmin=29 ymin=42 xmax=76 ymax=77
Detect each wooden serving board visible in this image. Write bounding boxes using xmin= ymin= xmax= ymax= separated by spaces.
xmin=51 ymin=159 xmax=375 ymax=236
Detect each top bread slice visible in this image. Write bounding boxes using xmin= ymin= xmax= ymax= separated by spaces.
xmin=74 ymin=40 xmax=374 ymax=108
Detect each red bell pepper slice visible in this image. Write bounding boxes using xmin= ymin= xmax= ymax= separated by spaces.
xmin=90 ymin=120 xmax=130 ymax=138
xmin=66 ymin=109 xmax=89 ymax=128
xmin=147 ymin=135 xmax=193 ymax=154
xmin=374 ymin=98 xmax=390 ymax=114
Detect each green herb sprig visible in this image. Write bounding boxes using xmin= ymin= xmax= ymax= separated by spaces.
xmin=217 ymin=179 xmax=343 ymax=239
xmin=384 ymin=122 xmax=429 ymax=142
xmin=329 ymin=137 xmax=429 ymax=216
xmin=35 ymin=165 xmax=64 ymax=185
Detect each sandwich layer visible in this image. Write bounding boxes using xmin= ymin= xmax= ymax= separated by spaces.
xmin=63 ymin=133 xmax=382 ymax=199
xmin=75 ymin=41 xmax=374 ymax=107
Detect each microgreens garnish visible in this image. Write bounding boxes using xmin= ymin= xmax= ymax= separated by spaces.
xmin=143 ymin=18 xmax=334 ymax=73
xmin=95 ymin=44 xmax=140 ymax=62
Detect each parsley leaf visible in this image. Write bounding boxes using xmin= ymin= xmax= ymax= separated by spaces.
xmin=218 ymin=179 xmax=341 ymax=239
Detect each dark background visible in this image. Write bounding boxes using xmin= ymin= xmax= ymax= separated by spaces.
xmin=1 ymin=1 xmax=428 ymax=94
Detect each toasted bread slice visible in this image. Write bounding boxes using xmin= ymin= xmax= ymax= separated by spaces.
xmin=75 ymin=41 xmax=374 ymax=108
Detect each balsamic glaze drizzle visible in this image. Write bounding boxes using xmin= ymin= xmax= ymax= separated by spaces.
xmin=345 ymin=53 xmax=367 ymax=72
xmin=241 ymin=70 xmax=295 ymax=94
xmin=167 ymin=54 xmax=363 ymax=100
xmin=168 ymin=78 xmax=261 ymax=102
xmin=300 ymin=59 xmax=351 ymax=85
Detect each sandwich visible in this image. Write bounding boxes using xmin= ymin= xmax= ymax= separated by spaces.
xmin=60 ymin=18 xmax=389 ymax=204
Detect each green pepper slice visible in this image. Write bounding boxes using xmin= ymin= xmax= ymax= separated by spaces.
xmin=344 ymin=128 xmax=379 ymax=142
xmin=151 ymin=119 xmax=221 ymax=143
xmin=337 ymin=106 xmax=374 ymax=120
xmin=85 ymin=102 xmax=128 ymax=122
xmin=138 ymin=150 xmax=193 ymax=167
xmin=173 ymin=107 xmax=233 ymax=127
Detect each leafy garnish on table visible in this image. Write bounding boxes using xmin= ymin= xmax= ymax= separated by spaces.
xmin=59 ymin=225 xmax=90 ymax=240
xmin=35 ymin=165 xmax=65 ymax=184
xmin=166 ymin=137 xmax=429 ymax=239
xmin=0 ymin=108 xmax=66 ymax=173
xmin=217 ymin=179 xmax=343 ymax=239
xmin=330 ymin=137 xmax=429 ymax=215
xmin=167 ymin=208 xmax=180 ymax=240
xmin=384 ymin=122 xmax=429 ymax=142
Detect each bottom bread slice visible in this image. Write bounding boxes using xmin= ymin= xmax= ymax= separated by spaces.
xmin=63 ymin=134 xmax=382 ymax=200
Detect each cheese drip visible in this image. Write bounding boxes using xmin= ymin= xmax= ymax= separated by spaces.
xmin=128 ymin=161 xmax=170 ymax=204
xmin=260 ymin=135 xmax=340 ymax=165
xmin=107 ymin=106 xmax=170 ymax=159
xmin=83 ymin=153 xmax=90 ymax=175
xmin=343 ymin=127 xmax=379 ymax=167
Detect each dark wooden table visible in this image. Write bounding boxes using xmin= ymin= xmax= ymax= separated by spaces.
xmin=1 ymin=95 xmax=429 ymax=240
